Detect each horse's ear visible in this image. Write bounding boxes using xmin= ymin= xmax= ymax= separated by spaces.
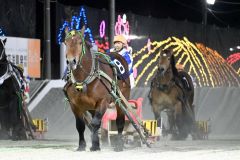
xmin=65 ymin=27 xmax=69 ymax=34
xmin=3 ymin=38 xmax=7 ymax=45
xmin=80 ymin=25 xmax=85 ymax=37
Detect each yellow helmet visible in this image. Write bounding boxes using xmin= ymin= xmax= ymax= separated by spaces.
xmin=113 ymin=35 xmax=127 ymax=45
xmin=17 ymin=64 xmax=24 ymax=72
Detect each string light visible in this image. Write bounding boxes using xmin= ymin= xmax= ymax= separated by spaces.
xmin=99 ymin=20 xmax=106 ymax=38
xmin=133 ymin=37 xmax=240 ymax=87
xmin=226 ymin=52 xmax=240 ymax=65
xmin=115 ymin=14 xmax=130 ymax=41
xmin=57 ymin=6 xmax=94 ymax=44
xmin=226 ymin=52 xmax=240 ymax=76
xmin=147 ymin=38 xmax=151 ymax=52
xmin=0 ymin=28 xmax=5 ymax=37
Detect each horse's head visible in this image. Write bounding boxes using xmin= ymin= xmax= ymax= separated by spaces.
xmin=0 ymin=38 xmax=7 ymax=61
xmin=158 ymin=48 xmax=178 ymax=76
xmin=64 ymin=26 xmax=86 ymax=70
xmin=158 ymin=49 xmax=174 ymax=74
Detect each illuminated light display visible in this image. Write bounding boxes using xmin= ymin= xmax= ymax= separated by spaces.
xmin=133 ymin=37 xmax=240 ymax=87
xmin=115 ymin=14 xmax=130 ymax=40
xmin=57 ymin=7 xmax=94 ymax=44
xmin=99 ymin=20 xmax=106 ymax=38
xmin=226 ymin=52 xmax=240 ymax=76
xmin=133 ymin=38 xmax=171 ymax=68
xmin=226 ymin=53 xmax=240 ymax=65
xmin=95 ymin=20 xmax=109 ymax=52
xmin=147 ymin=38 xmax=151 ymax=52
xmin=197 ymin=44 xmax=240 ymax=86
xmin=0 ymin=28 xmax=5 ymax=37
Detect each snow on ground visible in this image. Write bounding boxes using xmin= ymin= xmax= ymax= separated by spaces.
xmin=1 ymin=139 xmax=240 ymax=160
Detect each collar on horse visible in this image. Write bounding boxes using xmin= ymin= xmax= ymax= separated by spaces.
xmin=0 ymin=63 xmax=11 ymax=85
xmin=65 ymin=30 xmax=118 ymax=93
xmin=152 ymin=67 xmax=175 ymax=92
xmin=0 ymin=63 xmax=25 ymax=93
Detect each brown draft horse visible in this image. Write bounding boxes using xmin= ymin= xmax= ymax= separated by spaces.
xmin=0 ymin=38 xmax=28 ymax=140
xmin=63 ymin=27 xmax=130 ymax=151
xmin=148 ymin=48 xmax=198 ymax=140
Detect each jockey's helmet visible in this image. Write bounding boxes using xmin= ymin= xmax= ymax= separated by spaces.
xmin=17 ymin=64 xmax=24 ymax=72
xmin=113 ymin=35 xmax=127 ymax=46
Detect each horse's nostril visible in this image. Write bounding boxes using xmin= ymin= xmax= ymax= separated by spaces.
xmin=66 ymin=60 xmax=69 ymax=64
xmin=73 ymin=59 xmax=76 ymax=64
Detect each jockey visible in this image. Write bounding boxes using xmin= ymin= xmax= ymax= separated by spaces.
xmin=175 ymin=64 xmax=195 ymax=90
xmin=110 ymin=35 xmax=134 ymax=89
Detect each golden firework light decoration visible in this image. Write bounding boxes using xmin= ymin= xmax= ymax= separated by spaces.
xmin=133 ymin=37 xmax=240 ymax=87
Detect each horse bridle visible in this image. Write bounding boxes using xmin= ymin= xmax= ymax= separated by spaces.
xmin=65 ymin=30 xmax=98 ymax=91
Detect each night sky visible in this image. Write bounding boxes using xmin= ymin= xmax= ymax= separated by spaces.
xmin=57 ymin=0 xmax=240 ymax=28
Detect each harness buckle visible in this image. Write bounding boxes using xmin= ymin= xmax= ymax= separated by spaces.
xmin=75 ymin=82 xmax=87 ymax=92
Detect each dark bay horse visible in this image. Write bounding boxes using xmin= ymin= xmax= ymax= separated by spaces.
xmin=63 ymin=27 xmax=130 ymax=151
xmin=0 ymin=38 xmax=27 ymax=140
xmin=148 ymin=49 xmax=198 ymax=140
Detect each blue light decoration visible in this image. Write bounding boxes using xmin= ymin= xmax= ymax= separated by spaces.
xmin=57 ymin=7 xmax=94 ymax=44
xmin=0 ymin=28 xmax=5 ymax=37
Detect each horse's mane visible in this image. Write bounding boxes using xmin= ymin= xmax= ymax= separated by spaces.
xmin=170 ymin=54 xmax=179 ymax=77
xmin=161 ymin=48 xmax=178 ymax=77
xmin=85 ymin=40 xmax=93 ymax=49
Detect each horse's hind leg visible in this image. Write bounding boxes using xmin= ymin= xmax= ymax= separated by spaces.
xmin=114 ymin=106 xmax=125 ymax=152
xmin=0 ymin=108 xmax=10 ymax=139
xmin=10 ymin=95 xmax=26 ymax=140
xmin=174 ymin=102 xmax=188 ymax=140
xmin=90 ymin=99 xmax=107 ymax=151
xmin=75 ymin=116 xmax=86 ymax=151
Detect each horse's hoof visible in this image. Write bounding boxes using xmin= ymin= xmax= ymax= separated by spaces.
xmin=76 ymin=141 xmax=86 ymax=151
xmin=12 ymin=137 xmax=19 ymax=141
xmin=114 ymin=146 xmax=123 ymax=152
xmin=90 ymin=146 xmax=100 ymax=151
xmin=76 ymin=147 xmax=86 ymax=151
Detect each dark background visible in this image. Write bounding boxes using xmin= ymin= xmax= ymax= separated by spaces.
xmin=0 ymin=0 xmax=240 ymax=79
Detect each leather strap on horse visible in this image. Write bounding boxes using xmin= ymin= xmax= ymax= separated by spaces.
xmin=0 ymin=63 xmax=11 ymax=85
xmin=71 ymin=47 xmax=98 ymax=92
xmin=99 ymin=70 xmax=151 ymax=144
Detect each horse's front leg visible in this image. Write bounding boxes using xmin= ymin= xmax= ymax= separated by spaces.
xmin=152 ymin=104 xmax=167 ymax=136
xmin=173 ymin=101 xmax=188 ymax=140
xmin=75 ymin=115 xmax=86 ymax=151
xmin=90 ymin=99 xmax=107 ymax=151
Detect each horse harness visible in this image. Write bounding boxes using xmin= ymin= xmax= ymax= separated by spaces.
xmin=63 ymin=30 xmax=120 ymax=94
xmin=0 ymin=40 xmax=5 ymax=60
xmin=151 ymin=68 xmax=176 ymax=92
xmin=0 ymin=63 xmax=25 ymax=91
